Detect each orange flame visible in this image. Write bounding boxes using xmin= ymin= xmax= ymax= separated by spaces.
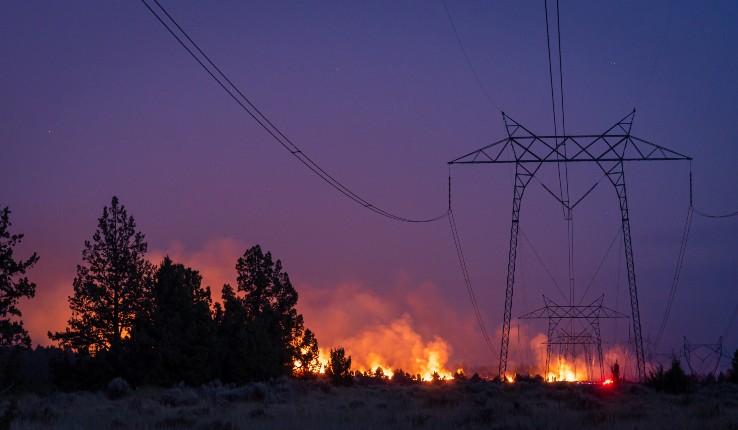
xmin=546 ymin=357 xmax=584 ymax=382
xmin=319 ymin=314 xmax=455 ymax=380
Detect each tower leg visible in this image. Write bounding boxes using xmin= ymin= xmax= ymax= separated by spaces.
xmin=602 ymin=160 xmax=646 ymax=382
xmin=545 ymin=315 xmax=558 ymax=378
xmin=499 ymin=162 xmax=538 ymax=379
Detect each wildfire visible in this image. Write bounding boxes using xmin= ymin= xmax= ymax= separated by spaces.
xmin=317 ymin=315 xmax=456 ymax=381
xmin=545 ymin=358 xmax=586 ymax=382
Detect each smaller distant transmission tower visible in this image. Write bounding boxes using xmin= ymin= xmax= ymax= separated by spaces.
xmin=520 ymin=295 xmax=628 ymax=380
xmin=683 ymin=336 xmax=725 ymax=377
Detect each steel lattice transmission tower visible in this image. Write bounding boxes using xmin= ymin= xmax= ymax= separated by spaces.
xmin=683 ymin=336 xmax=726 ymax=377
xmin=520 ymin=295 xmax=628 ymax=381
xmin=449 ymin=110 xmax=691 ymax=382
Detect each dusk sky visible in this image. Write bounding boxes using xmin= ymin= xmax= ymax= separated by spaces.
xmin=2 ymin=1 xmax=737 ymax=377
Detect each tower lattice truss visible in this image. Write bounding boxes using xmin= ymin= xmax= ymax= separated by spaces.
xmin=520 ymin=295 xmax=628 ymax=381
xmin=450 ymin=110 xmax=691 ymax=381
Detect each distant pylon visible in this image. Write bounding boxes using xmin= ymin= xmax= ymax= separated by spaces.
xmin=520 ymin=295 xmax=628 ymax=380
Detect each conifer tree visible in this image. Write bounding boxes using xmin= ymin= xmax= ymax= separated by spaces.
xmin=129 ymin=257 xmax=215 ymax=385
xmin=0 ymin=207 xmax=38 ymax=348
xmin=326 ymin=347 xmax=352 ymax=386
xmin=293 ymin=328 xmax=320 ymax=378
xmin=216 ymin=245 xmax=317 ymax=381
xmin=730 ymin=349 xmax=738 ymax=383
xmin=49 ymin=197 xmax=152 ymax=355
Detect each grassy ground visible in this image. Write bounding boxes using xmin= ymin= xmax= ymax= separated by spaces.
xmin=3 ymin=379 xmax=738 ymax=429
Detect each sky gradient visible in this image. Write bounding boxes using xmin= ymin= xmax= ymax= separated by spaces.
xmin=2 ymin=1 xmax=737 ymax=377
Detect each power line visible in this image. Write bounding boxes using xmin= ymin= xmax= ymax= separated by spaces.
xmin=448 ymin=204 xmax=498 ymax=358
xmin=519 ymin=228 xmax=568 ymax=303
xmin=693 ymin=208 xmax=738 ymax=219
xmin=635 ymin=0 xmax=676 ymax=107
xmin=555 ymin=0 xmax=566 ymax=138
xmin=141 ymin=0 xmax=448 ymax=224
xmin=441 ymin=0 xmax=502 ymax=112
xmin=544 ymin=0 xmax=559 ymax=139
xmin=578 ymin=226 xmax=621 ymax=306
xmin=723 ymin=301 xmax=738 ymax=341
xmin=654 ymin=204 xmax=693 ymax=347
xmin=690 ymin=164 xmax=738 ymax=218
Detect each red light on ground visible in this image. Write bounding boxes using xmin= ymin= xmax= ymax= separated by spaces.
xmin=603 ymin=379 xmax=613 ymax=386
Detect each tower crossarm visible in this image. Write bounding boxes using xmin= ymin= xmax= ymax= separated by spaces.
xmin=519 ymin=295 xmax=628 ymax=320
xmin=449 ymin=111 xmax=691 ymax=166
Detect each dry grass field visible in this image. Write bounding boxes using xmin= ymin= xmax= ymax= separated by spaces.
xmin=3 ymin=378 xmax=738 ymax=429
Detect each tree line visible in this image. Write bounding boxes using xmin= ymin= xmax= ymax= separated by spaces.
xmin=0 ymin=197 xmax=326 ymax=391
xmin=3 ymin=197 xmax=738 ymax=392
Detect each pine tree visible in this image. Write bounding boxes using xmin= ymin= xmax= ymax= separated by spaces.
xmin=0 ymin=206 xmax=39 ymax=348
xmin=216 ymin=245 xmax=316 ymax=381
xmin=325 ymin=347 xmax=352 ymax=386
xmin=293 ymin=328 xmax=320 ymax=378
xmin=129 ymin=257 xmax=215 ymax=385
xmin=214 ymin=284 xmax=253 ymax=383
xmin=49 ymin=197 xmax=153 ymax=355
xmin=730 ymin=348 xmax=738 ymax=383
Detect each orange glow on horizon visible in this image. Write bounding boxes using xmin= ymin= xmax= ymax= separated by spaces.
xmin=546 ymin=358 xmax=584 ymax=382
xmin=314 ymin=313 xmax=456 ymax=381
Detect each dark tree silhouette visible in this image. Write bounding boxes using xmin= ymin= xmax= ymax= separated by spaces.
xmin=216 ymin=245 xmax=316 ymax=382
xmin=646 ymin=358 xmax=691 ymax=393
xmin=610 ymin=360 xmax=621 ymax=385
xmin=293 ymin=328 xmax=320 ymax=379
xmin=730 ymin=349 xmax=738 ymax=384
xmin=392 ymin=368 xmax=413 ymax=384
xmin=452 ymin=369 xmax=467 ymax=382
xmin=49 ymin=197 xmax=153 ymax=355
xmin=129 ymin=257 xmax=215 ymax=386
xmin=325 ymin=347 xmax=352 ymax=386
xmin=0 ymin=207 xmax=39 ymax=348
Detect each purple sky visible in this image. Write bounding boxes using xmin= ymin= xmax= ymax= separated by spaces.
xmin=2 ymin=1 xmax=737 ymax=376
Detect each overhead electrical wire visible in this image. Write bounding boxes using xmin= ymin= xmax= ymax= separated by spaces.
xmin=555 ymin=0 xmax=566 ymax=139
xmin=144 ymin=0 xmax=500 ymax=356
xmin=545 ymin=0 xmax=576 ymax=313
xmin=650 ymin=166 xmax=736 ymax=349
xmin=693 ymin=207 xmax=738 ymax=219
xmin=544 ymin=0 xmax=560 ymax=140
xmin=140 ymin=0 xmax=448 ymax=224
xmin=690 ymin=164 xmax=738 ymax=219
xmin=448 ymin=171 xmax=498 ymax=357
xmin=519 ymin=228 xmax=568 ymax=303
xmin=577 ymin=226 xmax=622 ymax=306
xmin=441 ymin=0 xmax=502 ymax=112
xmin=146 ymin=0 xmax=738 ymax=359
xmin=635 ymin=0 xmax=676 ymax=108
xmin=144 ymin=0 xmax=506 ymax=358
xmin=723 ymin=301 xmax=738 ymax=341
xmin=653 ymin=203 xmax=693 ymax=347
xmin=449 ymin=209 xmax=498 ymax=357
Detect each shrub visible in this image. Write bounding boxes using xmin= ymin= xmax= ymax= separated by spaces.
xmin=645 ymin=358 xmax=691 ymax=394
xmin=392 ymin=369 xmax=413 ymax=385
xmin=106 ymin=377 xmax=132 ymax=400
